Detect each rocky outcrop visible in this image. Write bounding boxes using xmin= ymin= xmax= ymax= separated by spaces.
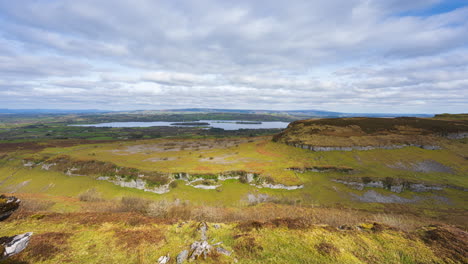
xmin=1 ymin=195 xmax=32 ymax=260
xmin=332 ymin=179 xmax=466 ymax=193
xmin=174 ymin=222 xmax=233 ymax=262
xmin=446 ymin=132 xmax=468 ymax=139
xmin=97 ymin=176 xmax=171 ymax=194
xmin=1 ymin=233 xmax=33 ymax=260
xmin=288 ymin=143 xmax=441 ymax=152
xmin=28 ymin=157 xmax=303 ymax=193
xmin=0 ymin=195 xmax=20 ymax=221
xmin=255 ymin=183 xmax=304 ymax=190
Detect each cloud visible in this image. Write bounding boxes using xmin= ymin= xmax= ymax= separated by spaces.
xmin=0 ymin=0 xmax=466 ymax=113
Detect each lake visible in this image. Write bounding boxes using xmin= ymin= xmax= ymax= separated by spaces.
xmin=70 ymin=120 xmax=290 ymax=130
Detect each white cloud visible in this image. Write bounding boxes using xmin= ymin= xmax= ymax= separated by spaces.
xmin=0 ymin=0 xmax=466 ymax=113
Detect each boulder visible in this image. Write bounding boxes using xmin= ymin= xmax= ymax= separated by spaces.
xmin=0 ymin=195 xmax=20 ymax=221
xmin=216 ymin=247 xmax=232 ymax=256
xmin=176 ymin=249 xmax=188 ymax=264
xmin=157 ymin=254 xmax=170 ymax=264
xmin=0 ymin=232 xmax=33 ymax=260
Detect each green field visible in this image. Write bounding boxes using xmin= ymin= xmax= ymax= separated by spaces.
xmin=1 ymin=115 xmax=467 ymax=263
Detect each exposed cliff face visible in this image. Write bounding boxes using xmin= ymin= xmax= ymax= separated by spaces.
xmin=273 ymin=117 xmax=468 ymax=150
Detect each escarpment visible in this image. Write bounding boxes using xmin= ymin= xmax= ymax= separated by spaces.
xmin=273 ymin=117 xmax=468 ymax=151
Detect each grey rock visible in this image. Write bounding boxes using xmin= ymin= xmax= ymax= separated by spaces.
xmin=0 ymin=195 xmax=21 ymax=221
xmin=199 ymin=222 xmax=208 ymax=241
xmin=290 ymin=143 xmax=441 ymax=152
xmin=176 ymin=250 xmax=188 ymax=264
xmin=189 ymin=240 xmax=212 ymax=260
xmin=157 ymin=254 xmax=170 ymax=264
xmin=216 ymin=247 xmax=232 ymax=256
xmin=1 ymin=232 xmax=33 ymax=260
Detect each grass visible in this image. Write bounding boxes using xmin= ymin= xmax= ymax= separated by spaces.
xmin=0 ymin=208 xmax=463 ymax=264
xmin=1 ymin=135 xmax=466 ymax=214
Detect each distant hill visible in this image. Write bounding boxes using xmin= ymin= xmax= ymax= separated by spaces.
xmin=126 ymin=108 xmax=434 ymax=118
xmin=273 ymin=116 xmax=468 ymax=148
xmin=0 ymin=108 xmax=434 ymax=118
xmin=0 ymin=109 xmax=110 ymax=114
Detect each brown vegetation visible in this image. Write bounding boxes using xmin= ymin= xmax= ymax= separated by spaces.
xmin=233 ymin=235 xmax=263 ymax=256
xmin=20 ymin=232 xmax=72 ymax=262
xmin=315 ymin=242 xmax=340 ymax=256
xmin=421 ymin=225 xmax=468 ymax=263
xmin=113 ymin=228 xmax=164 ymax=249
xmin=273 ymin=117 xmax=468 ymax=147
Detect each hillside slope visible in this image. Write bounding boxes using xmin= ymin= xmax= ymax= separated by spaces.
xmin=273 ymin=117 xmax=468 ymax=149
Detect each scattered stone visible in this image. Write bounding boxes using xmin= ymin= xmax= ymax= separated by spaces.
xmin=0 ymin=232 xmax=33 ymax=260
xmin=176 ymin=249 xmax=188 ymax=263
xmin=256 ymin=183 xmax=304 ymax=190
xmin=198 ymin=222 xmax=208 ymax=241
xmin=189 ymin=240 xmax=212 ymax=260
xmin=216 ymin=247 xmax=232 ymax=256
xmin=288 ymin=143 xmax=442 ymax=152
xmin=157 ymin=254 xmax=170 ymax=264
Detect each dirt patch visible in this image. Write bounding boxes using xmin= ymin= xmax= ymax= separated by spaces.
xmin=113 ymin=228 xmax=165 ymax=249
xmin=19 ymin=232 xmax=72 ymax=262
xmin=237 ymin=217 xmax=311 ymax=231
xmin=233 ymin=235 xmax=263 ymax=256
xmin=316 ymin=242 xmax=339 ymax=256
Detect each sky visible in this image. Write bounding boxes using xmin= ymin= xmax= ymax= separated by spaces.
xmin=0 ymin=0 xmax=467 ymax=113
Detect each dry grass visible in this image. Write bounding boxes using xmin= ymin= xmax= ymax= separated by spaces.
xmin=78 ymin=188 xmax=103 ymax=202
xmin=316 ymin=242 xmax=340 ymax=256
xmin=19 ymin=232 xmax=72 ymax=262
xmin=421 ymin=225 xmax=468 ymax=263
xmin=113 ymin=228 xmax=165 ymax=249
xmin=233 ymin=235 xmax=263 ymax=257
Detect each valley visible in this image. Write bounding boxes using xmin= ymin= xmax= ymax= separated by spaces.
xmin=0 ymin=114 xmax=467 ymax=263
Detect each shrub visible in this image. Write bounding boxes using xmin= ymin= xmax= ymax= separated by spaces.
xmin=78 ymin=188 xmax=103 ymax=202
xmin=169 ymin=181 xmax=178 ymax=188
xmin=119 ymin=197 xmax=151 ymax=214
xmin=316 ymin=242 xmax=339 ymax=256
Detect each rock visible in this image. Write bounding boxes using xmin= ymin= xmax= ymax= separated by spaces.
xmin=0 ymin=195 xmax=21 ymax=221
xmin=189 ymin=240 xmax=212 ymax=260
xmin=176 ymin=249 xmax=188 ymax=264
xmin=192 ymin=184 xmax=220 ymax=190
xmin=157 ymin=254 xmax=170 ymax=264
xmin=1 ymin=232 xmax=33 ymax=260
xmin=216 ymin=247 xmax=231 ymax=256
xmin=198 ymin=222 xmax=208 ymax=241
xmin=41 ymin=163 xmax=56 ymax=170
xmin=256 ymin=183 xmax=304 ymax=190
xmin=213 ymin=224 xmax=220 ymax=229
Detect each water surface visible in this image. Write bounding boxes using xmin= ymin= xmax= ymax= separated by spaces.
xmin=70 ymin=120 xmax=289 ymax=130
